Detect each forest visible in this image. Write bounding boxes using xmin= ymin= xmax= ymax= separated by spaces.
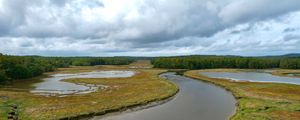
xmin=152 ymin=55 xmax=300 ymax=69
xmin=0 ymin=54 xmax=134 ymax=83
xmin=2 ymin=54 xmax=300 ymax=84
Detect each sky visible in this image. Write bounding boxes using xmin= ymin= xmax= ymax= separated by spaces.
xmin=0 ymin=0 xmax=300 ymax=57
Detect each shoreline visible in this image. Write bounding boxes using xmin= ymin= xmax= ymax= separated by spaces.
xmin=60 ymin=87 xmax=179 ymax=120
xmin=59 ymin=73 xmax=180 ymax=120
xmin=85 ymin=91 xmax=179 ymax=120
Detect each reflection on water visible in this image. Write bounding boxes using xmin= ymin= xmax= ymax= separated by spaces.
xmin=201 ymin=71 xmax=300 ymax=85
xmin=30 ymin=71 xmax=135 ymax=96
xmin=92 ymin=73 xmax=236 ymax=120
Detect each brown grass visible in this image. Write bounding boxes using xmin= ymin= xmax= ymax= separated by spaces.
xmin=271 ymin=69 xmax=300 ymax=78
xmin=0 ymin=62 xmax=178 ymax=120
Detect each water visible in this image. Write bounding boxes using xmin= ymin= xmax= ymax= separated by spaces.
xmin=286 ymin=73 xmax=300 ymax=77
xmin=92 ymin=73 xmax=236 ymax=120
xmin=30 ymin=71 xmax=135 ymax=96
xmin=201 ymin=71 xmax=300 ymax=85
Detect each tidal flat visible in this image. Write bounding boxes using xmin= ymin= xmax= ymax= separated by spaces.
xmin=0 ymin=64 xmax=178 ymax=120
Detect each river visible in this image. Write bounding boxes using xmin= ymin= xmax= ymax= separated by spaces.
xmin=91 ymin=72 xmax=236 ymax=120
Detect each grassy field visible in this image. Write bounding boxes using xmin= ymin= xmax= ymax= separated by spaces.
xmin=0 ymin=61 xmax=178 ymax=120
xmin=185 ymin=69 xmax=300 ymax=120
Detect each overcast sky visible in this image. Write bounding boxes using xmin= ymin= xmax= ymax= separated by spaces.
xmin=0 ymin=0 xmax=300 ymax=56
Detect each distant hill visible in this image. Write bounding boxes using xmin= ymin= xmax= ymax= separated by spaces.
xmin=262 ymin=53 xmax=300 ymax=58
xmin=281 ymin=53 xmax=300 ymax=57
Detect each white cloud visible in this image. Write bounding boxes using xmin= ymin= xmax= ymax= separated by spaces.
xmin=0 ymin=0 xmax=299 ymax=56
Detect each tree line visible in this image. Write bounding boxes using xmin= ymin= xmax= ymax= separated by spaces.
xmin=0 ymin=54 xmax=134 ymax=83
xmin=152 ymin=56 xmax=300 ymax=69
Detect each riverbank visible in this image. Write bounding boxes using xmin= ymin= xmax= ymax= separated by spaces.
xmin=0 ymin=63 xmax=178 ymax=119
xmin=271 ymin=69 xmax=300 ymax=78
xmin=185 ymin=69 xmax=300 ymax=120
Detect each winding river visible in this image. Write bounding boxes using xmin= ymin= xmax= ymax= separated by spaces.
xmin=92 ymin=72 xmax=236 ymax=120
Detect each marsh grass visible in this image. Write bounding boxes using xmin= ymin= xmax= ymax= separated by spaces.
xmin=185 ymin=69 xmax=300 ymax=120
xmin=0 ymin=63 xmax=178 ymax=120
xmin=271 ymin=69 xmax=300 ymax=78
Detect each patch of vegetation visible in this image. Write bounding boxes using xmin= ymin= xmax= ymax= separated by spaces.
xmin=271 ymin=69 xmax=300 ymax=78
xmin=152 ymin=56 xmax=300 ymax=69
xmin=185 ymin=69 xmax=300 ymax=120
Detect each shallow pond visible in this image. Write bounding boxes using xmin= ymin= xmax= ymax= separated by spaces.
xmin=201 ymin=71 xmax=300 ymax=85
xmin=31 ymin=71 xmax=135 ymax=96
xmin=92 ymin=72 xmax=236 ymax=120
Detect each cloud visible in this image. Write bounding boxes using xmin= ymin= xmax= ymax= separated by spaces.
xmin=0 ymin=0 xmax=300 ymax=56
xmin=195 ymin=11 xmax=300 ymax=56
xmin=219 ymin=0 xmax=300 ymax=24
xmin=283 ymin=28 xmax=297 ymax=33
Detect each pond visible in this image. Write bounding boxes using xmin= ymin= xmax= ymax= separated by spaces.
xmin=30 ymin=71 xmax=135 ymax=96
xmin=92 ymin=72 xmax=236 ymax=120
xmin=201 ymin=71 xmax=300 ymax=85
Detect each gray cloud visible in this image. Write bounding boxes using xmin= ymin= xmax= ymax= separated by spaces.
xmin=284 ymin=34 xmax=300 ymax=41
xmin=50 ymin=0 xmax=69 ymax=7
xmin=0 ymin=0 xmax=300 ymax=56
xmin=283 ymin=28 xmax=297 ymax=33
xmin=219 ymin=0 xmax=300 ymax=24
